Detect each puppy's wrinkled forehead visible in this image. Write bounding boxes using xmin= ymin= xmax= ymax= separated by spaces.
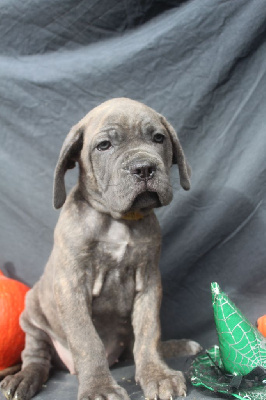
xmin=82 ymin=98 xmax=162 ymax=139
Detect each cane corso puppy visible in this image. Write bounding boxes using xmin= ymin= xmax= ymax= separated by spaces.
xmin=1 ymin=98 xmax=200 ymax=400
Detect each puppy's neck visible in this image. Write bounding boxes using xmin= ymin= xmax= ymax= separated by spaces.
xmin=75 ymin=186 xmax=154 ymax=221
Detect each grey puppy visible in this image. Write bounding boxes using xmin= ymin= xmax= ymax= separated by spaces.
xmin=1 ymin=98 xmax=200 ymax=400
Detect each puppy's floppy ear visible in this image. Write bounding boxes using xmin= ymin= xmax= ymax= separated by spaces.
xmin=160 ymin=115 xmax=191 ymax=191
xmin=53 ymin=124 xmax=83 ymax=209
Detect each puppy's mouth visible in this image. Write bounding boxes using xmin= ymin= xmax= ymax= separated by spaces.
xmin=130 ymin=191 xmax=161 ymax=211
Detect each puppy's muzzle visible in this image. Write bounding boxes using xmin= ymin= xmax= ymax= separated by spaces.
xmin=130 ymin=161 xmax=156 ymax=181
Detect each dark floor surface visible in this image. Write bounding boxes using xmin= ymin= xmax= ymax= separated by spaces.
xmin=0 ymin=357 xmax=227 ymax=400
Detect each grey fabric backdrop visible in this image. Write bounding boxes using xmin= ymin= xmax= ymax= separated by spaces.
xmin=1 ymin=0 xmax=266 ymax=399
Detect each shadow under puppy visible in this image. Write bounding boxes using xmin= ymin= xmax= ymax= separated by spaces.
xmin=1 ymin=98 xmax=201 ymax=400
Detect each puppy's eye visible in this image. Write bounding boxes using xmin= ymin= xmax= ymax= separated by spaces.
xmin=97 ymin=140 xmax=112 ymax=151
xmin=153 ymin=133 xmax=165 ymax=144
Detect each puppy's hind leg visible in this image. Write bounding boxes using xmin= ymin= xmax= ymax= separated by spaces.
xmin=160 ymin=339 xmax=202 ymax=359
xmin=0 ymin=322 xmax=52 ymax=400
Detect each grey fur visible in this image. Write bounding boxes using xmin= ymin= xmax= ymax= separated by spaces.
xmin=1 ymin=98 xmax=200 ymax=400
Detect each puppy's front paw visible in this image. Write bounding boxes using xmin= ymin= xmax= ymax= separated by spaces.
xmin=136 ymin=363 xmax=186 ymax=399
xmin=0 ymin=364 xmax=47 ymax=400
xmin=79 ymin=383 xmax=130 ymax=400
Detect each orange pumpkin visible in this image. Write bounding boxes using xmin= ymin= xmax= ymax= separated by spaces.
xmin=0 ymin=270 xmax=30 ymax=371
xmin=257 ymin=315 xmax=266 ymax=337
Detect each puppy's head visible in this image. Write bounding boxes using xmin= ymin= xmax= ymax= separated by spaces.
xmin=54 ymin=98 xmax=190 ymax=219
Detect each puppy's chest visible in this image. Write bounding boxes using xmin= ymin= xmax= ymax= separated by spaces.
xmin=89 ymin=242 xmax=145 ymax=318
xmin=90 ymin=239 xmax=153 ymax=297
xmin=86 ymin=218 xmax=160 ymax=315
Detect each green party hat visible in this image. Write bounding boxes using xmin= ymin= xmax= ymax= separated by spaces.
xmin=190 ymin=282 xmax=266 ymax=400
xmin=212 ymin=282 xmax=266 ymax=375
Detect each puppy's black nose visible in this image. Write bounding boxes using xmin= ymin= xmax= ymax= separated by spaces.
xmin=130 ymin=163 xmax=156 ymax=181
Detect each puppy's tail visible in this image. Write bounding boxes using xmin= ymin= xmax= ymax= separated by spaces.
xmin=0 ymin=364 xmax=21 ymax=380
xmin=160 ymin=339 xmax=202 ymax=359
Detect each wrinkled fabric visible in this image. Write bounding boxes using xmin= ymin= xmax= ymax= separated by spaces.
xmin=0 ymin=1 xmax=266 ymax=396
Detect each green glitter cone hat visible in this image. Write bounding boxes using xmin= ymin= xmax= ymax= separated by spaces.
xmin=190 ymin=282 xmax=266 ymax=400
xmin=212 ymin=282 xmax=266 ymax=376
